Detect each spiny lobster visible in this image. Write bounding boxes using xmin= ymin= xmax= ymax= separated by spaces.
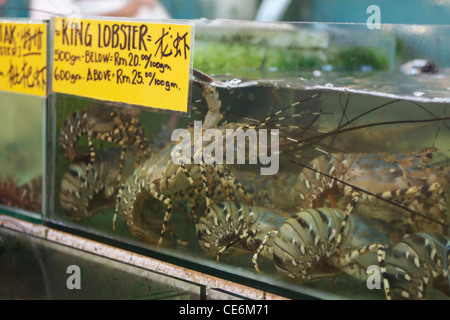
xmin=58 ymin=102 xmax=150 ymax=188
xmin=272 ymin=207 xmax=396 ymax=283
xmin=197 ymin=201 xmax=292 ymax=273
xmin=114 ymin=82 xmax=258 ymax=246
xmin=60 ymin=147 xmax=137 ymax=220
xmin=273 ymin=206 xmax=450 ymax=299
xmin=382 ymin=232 xmax=450 ymax=300
xmin=294 ymin=148 xmax=449 ymax=256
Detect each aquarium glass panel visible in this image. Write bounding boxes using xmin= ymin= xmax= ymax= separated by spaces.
xmin=47 ymin=20 xmax=450 ymax=300
xmin=0 ymin=91 xmax=44 ymax=220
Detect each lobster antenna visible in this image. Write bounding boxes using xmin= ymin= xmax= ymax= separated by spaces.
xmin=432 ymin=104 xmax=449 ymax=148
xmin=284 ymin=117 xmax=450 ymax=154
xmin=254 ymin=93 xmax=319 ymax=127
xmin=337 ymin=97 xmax=450 ymax=132
xmin=338 ymin=91 xmax=351 ymax=125
xmin=290 ymin=159 xmax=450 ymax=229
xmin=209 ymin=93 xmax=324 ymax=146
xmin=325 ymin=91 xmax=350 ymax=150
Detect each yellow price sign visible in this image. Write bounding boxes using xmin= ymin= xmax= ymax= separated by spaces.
xmin=0 ymin=21 xmax=47 ymax=96
xmin=52 ymin=17 xmax=192 ymax=113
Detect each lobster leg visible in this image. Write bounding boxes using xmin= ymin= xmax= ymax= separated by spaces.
xmin=369 ymin=182 xmax=447 ymax=233
xmin=252 ymin=230 xmax=278 ymax=273
xmin=335 ymin=189 xmax=360 ymax=256
xmin=80 ymin=130 xmax=96 ymax=188
xmin=179 ymin=162 xmax=199 ymax=228
xmin=149 ymin=183 xmax=174 ymax=246
xmin=373 ymin=232 xmax=450 ymax=300
xmin=376 ymin=246 xmax=392 ymax=300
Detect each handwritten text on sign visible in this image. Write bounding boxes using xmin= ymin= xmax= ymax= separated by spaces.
xmin=52 ymin=18 xmax=192 ymax=113
xmin=0 ymin=22 xmax=47 ymax=96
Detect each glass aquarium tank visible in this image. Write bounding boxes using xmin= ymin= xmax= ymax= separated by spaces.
xmin=0 ymin=219 xmax=201 ymax=299
xmin=0 ymin=19 xmax=47 ymax=222
xmin=0 ymin=92 xmax=45 ymax=221
xmin=46 ymin=19 xmax=450 ymax=300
